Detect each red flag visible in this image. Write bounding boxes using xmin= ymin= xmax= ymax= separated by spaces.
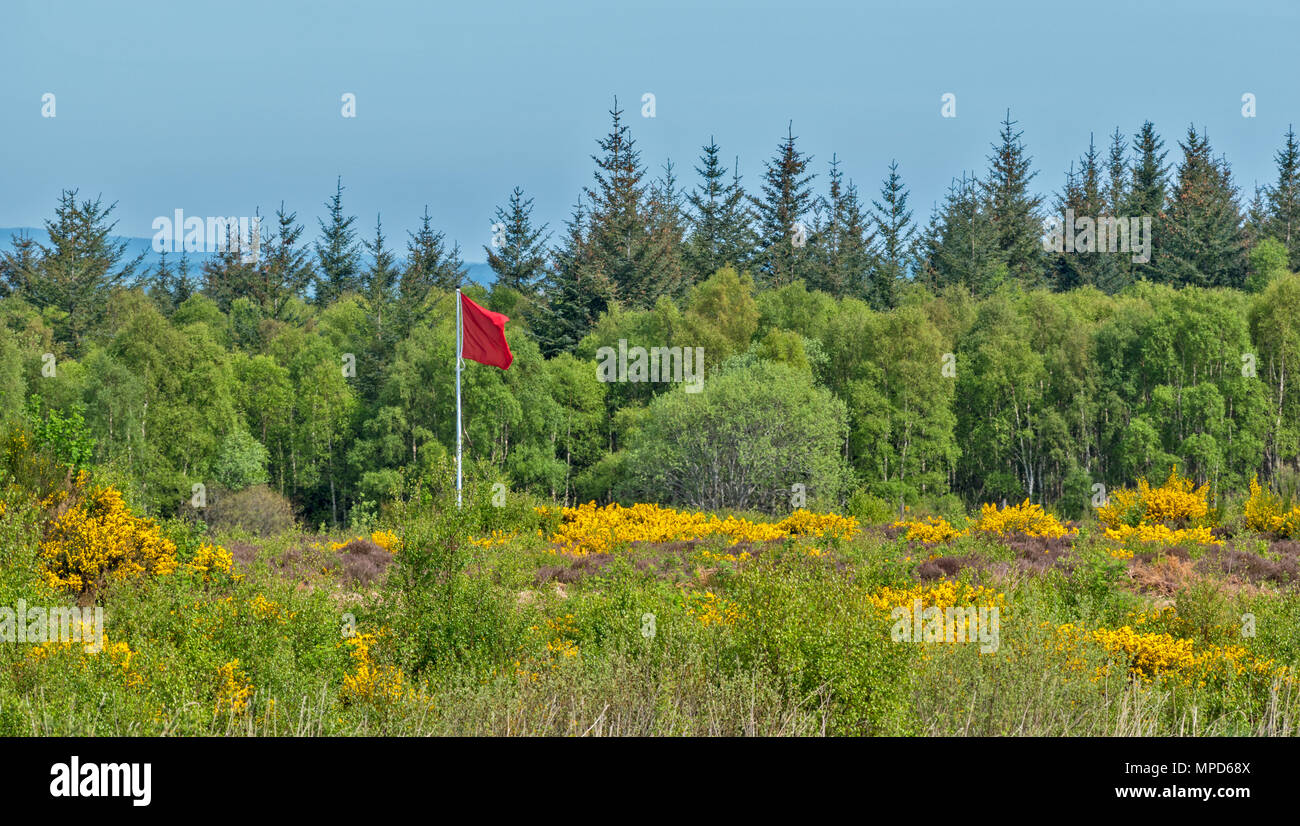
xmin=459 ymin=292 xmax=513 ymax=369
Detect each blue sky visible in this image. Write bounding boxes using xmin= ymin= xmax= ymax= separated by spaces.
xmin=2 ymin=0 xmax=1297 ymax=262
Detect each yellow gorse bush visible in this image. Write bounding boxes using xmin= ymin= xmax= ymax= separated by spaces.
xmin=686 ymin=591 xmax=746 ymax=627
xmin=215 ymin=659 xmax=253 ymax=714
xmin=542 ymin=503 xmax=859 ymax=557
xmin=38 ymin=483 xmax=178 ymax=596
xmin=1097 ymin=467 xmax=1212 ymax=530
xmin=1244 ymin=475 xmax=1300 ymax=538
xmin=1053 ymin=621 xmax=1289 ymax=687
xmin=1096 ymin=467 xmax=1219 ymax=547
xmin=468 ymin=529 xmax=517 ymax=548
xmin=188 ymin=542 xmax=234 ymax=579
xmin=866 ymin=580 xmax=1005 ymax=613
xmin=974 ymin=499 xmax=1073 ymax=538
xmin=340 ymin=632 xmax=429 ymax=709
xmin=28 ymin=630 xmax=144 ymax=690
xmin=370 ymin=529 xmax=401 ymax=552
xmin=891 ymin=515 xmax=965 ymax=543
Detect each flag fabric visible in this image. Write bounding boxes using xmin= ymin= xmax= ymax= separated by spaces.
xmin=459 ymin=292 xmax=513 ymax=369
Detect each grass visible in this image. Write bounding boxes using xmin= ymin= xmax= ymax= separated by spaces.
xmin=3 ymin=459 xmax=1300 ymax=736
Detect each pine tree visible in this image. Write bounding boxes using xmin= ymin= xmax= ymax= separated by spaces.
xmin=201 ymin=220 xmax=260 ymax=312
xmin=1095 ymin=127 xmax=1133 ymax=293
xmin=535 ymin=198 xmax=613 ymax=356
xmin=870 ymin=160 xmax=916 ymax=305
xmin=752 ymin=122 xmax=816 ymax=288
xmin=0 ymin=232 xmax=42 ymax=299
xmin=259 ymin=203 xmax=314 ymax=318
xmin=399 ymin=207 xmax=466 ymax=330
xmin=1051 ymin=135 xmax=1105 ymax=291
xmin=981 ymin=111 xmax=1044 ymax=285
xmin=684 ymin=140 xmax=755 ymax=281
xmin=1127 ymin=121 xmax=1168 ymax=282
xmin=485 ymin=186 xmax=550 ymax=294
xmin=22 ymin=190 xmax=144 ymax=351
xmin=1154 ymin=126 xmax=1247 ymax=288
xmin=148 ymin=250 xmax=178 ymax=313
xmin=363 ymin=214 xmax=400 ymax=340
xmin=404 ymin=207 xmax=466 ymax=293
xmin=921 ymin=173 xmax=1005 ymax=295
xmin=644 ymin=160 xmax=688 ymax=300
xmin=810 ymin=156 xmax=876 ymax=300
xmin=314 ymin=177 xmax=362 ymax=305
xmin=584 ymin=99 xmax=665 ymax=309
xmin=1264 ymin=125 xmax=1300 ymax=261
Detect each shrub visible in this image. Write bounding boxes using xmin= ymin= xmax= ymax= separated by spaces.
xmin=198 ymin=484 xmax=296 ymax=537
xmin=38 ymin=481 xmax=178 ymax=599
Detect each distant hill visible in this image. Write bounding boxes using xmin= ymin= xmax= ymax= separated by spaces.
xmin=0 ymin=228 xmax=497 ymax=287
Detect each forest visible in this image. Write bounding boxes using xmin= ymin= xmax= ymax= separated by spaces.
xmin=2 ymin=105 xmax=1299 ymax=528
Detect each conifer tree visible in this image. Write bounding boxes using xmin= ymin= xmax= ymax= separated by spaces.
xmin=363 ymin=214 xmax=400 ymax=340
xmin=871 ymin=160 xmax=916 ymax=304
xmin=1095 ymin=127 xmax=1133 ymax=293
xmin=0 ymin=232 xmax=41 ymax=299
xmin=259 ymin=204 xmax=314 ymax=318
xmin=811 ymin=156 xmax=876 ymax=300
xmin=584 ymin=99 xmax=664 ymax=308
xmin=22 ymin=190 xmax=144 ymax=351
xmin=684 ymin=140 xmax=755 ymax=281
xmin=644 ymin=160 xmax=688 ymax=299
xmin=535 ymin=198 xmax=613 ymax=356
xmin=752 ymin=122 xmax=816 ymax=288
xmin=484 ymin=186 xmax=550 ymax=295
xmin=314 ymin=177 xmax=362 ymax=305
xmin=399 ymin=207 xmax=466 ymax=330
xmin=981 ymin=111 xmax=1043 ymax=285
xmin=1264 ymin=125 xmax=1300 ymax=261
xmin=1154 ymin=126 xmax=1247 ymax=288
xmin=921 ymin=173 xmax=1005 ymax=294
xmin=1127 ymin=121 xmax=1168 ymax=281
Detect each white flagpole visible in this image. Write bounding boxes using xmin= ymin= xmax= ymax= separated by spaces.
xmin=456 ymin=289 xmax=463 ymax=508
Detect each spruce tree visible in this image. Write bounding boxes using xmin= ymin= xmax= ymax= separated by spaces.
xmin=922 ymin=173 xmax=1005 ymax=295
xmin=981 ymin=111 xmax=1044 ymax=285
xmin=399 ymin=207 xmax=466 ymax=330
xmin=535 ymin=198 xmax=613 ymax=356
xmin=684 ymin=140 xmax=755 ymax=281
xmin=871 ymin=160 xmax=916 ymax=305
xmin=1096 ymin=127 xmax=1133 ymax=293
xmin=0 ymin=232 xmax=41 ymax=299
xmin=644 ymin=160 xmax=688 ymax=300
xmin=752 ymin=122 xmax=816 ymax=288
xmin=259 ymin=203 xmax=314 ymax=318
xmin=1127 ymin=121 xmax=1168 ymax=281
xmin=811 ymin=156 xmax=876 ymax=300
xmin=1154 ymin=126 xmax=1247 ymax=288
xmin=484 ymin=186 xmax=550 ymax=294
xmin=584 ymin=99 xmax=663 ymax=308
xmin=314 ymin=177 xmax=361 ymax=305
xmin=23 ymin=190 xmax=144 ymax=351
xmin=1264 ymin=125 xmax=1300 ymax=261
xmin=363 ymin=214 xmax=400 ymax=340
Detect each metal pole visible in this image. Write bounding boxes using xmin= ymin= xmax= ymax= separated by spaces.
xmin=456 ymin=289 xmax=463 ymax=508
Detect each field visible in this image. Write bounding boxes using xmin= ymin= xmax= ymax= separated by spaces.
xmin=4 ymin=434 xmax=1299 ymax=738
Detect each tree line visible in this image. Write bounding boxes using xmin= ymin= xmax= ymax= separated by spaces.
xmin=2 ymin=103 xmax=1299 ymax=521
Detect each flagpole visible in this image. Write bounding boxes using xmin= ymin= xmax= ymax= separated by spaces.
xmin=455 ymin=289 xmax=463 ymax=508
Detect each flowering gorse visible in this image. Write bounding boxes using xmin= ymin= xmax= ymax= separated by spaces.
xmin=38 ymin=482 xmax=178 ymax=597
